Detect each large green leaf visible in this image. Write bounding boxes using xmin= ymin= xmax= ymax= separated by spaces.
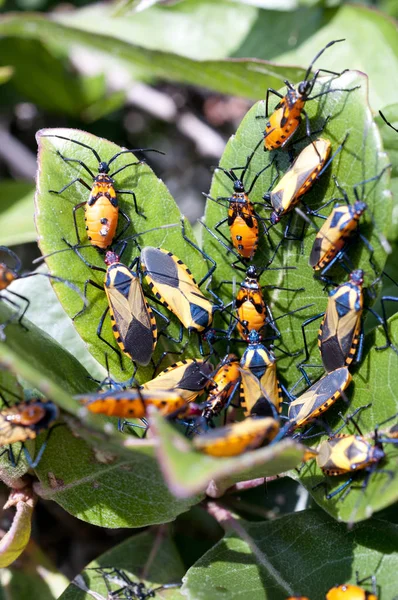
xmin=33 ymin=425 xmax=197 ymax=528
xmin=0 ymin=14 xmax=304 ymax=101
xmin=0 ymin=4 xmax=394 ymax=108
xmin=182 ymin=509 xmax=398 ymax=600
xmin=35 ymin=127 xmax=207 ymax=381
xmin=297 ymin=315 xmax=398 ymax=524
xmin=0 ymin=182 xmax=36 ymax=246
xmin=150 ymin=412 xmax=306 ymax=497
xmin=203 ymin=70 xmax=393 ymax=392
xmin=59 ymin=529 xmax=185 ymax=599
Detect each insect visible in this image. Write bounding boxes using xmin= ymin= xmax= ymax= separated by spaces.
xmin=326 ymin=584 xmax=377 ymax=600
xmin=84 ymin=566 xmax=180 ymax=600
xmin=308 ymin=167 xmax=390 ymax=274
xmin=262 ymin=137 xmax=346 ymax=226
xmin=141 ymin=359 xmax=214 ymax=404
xmin=0 ymin=245 xmax=86 ymax=339
xmin=299 ymin=269 xmax=398 ymax=374
xmin=326 ymin=573 xmax=378 ymax=600
xmin=379 ymin=110 xmax=398 ymax=134
xmin=288 ymin=367 xmax=352 ymax=429
xmin=314 ymin=406 xmax=394 ymax=502
xmin=43 ymin=131 xmax=164 ymax=250
xmin=258 ymin=39 xmax=356 ymax=150
xmin=60 ymin=227 xmax=175 ymax=368
xmin=0 ymin=394 xmax=59 ymax=468
xmin=204 ymin=151 xmax=274 ymax=263
xmin=140 ymin=221 xmax=225 ymax=353
xmin=240 ymin=330 xmax=282 ymax=417
xmin=201 ymin=354 xmax=241 ymax=424
xmin=76 ymin=388 xmax=187 ymax=420
xmin=193 ymin=416 xmax=279 ymax=457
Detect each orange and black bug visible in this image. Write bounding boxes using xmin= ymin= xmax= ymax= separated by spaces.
xmin=201 ymin=354 xmax=241 ymax=424
xmin=76 ymin=388 xmax=187 ymax=420
xmin=141 ymin=359 xmax=214 ymax=404
xmin=0 ymin=391 xmax=59 ymax=468
xmin=288 ymin=367 xmax=352 ymax=429
xmin=0 ymin=246 xmax=85 ymax=339
xmin=239 ymin=330 xmax=283 ymax=417
xmin=85 ymin=566 xmax=181 ymax=600
xmin=326 ymin=583 xmax=377 ymax=600
xmin=192 ymin=416 xmax=279 ymax=457
xmin=203 ymin=151 xmax=275 ymax=264
xmin=257 ymin=39 xmax=356 ymax=151
xmin=326 ymin=572 xmax=378 ymax=600
xmin=42 ymin=132 xmax=164 ymax=251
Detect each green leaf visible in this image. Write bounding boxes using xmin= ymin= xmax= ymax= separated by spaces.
xmin=150 ymin=412 xmax=306 ymax=497
xmin=377 ymin=103 xmax=398 ymax=178
xmin=182 ymin=509 xmax=398 ymax=599
xmin=203 ymin=70 xmax=392 ymax=391
xmin=35 ymin=127 xmax=207 ymax=381
xmin=0 ymin=14 xmax=304 ymax=100
xmin=59 ymin=529 xmax=185 ymax=600
xmin=33 ymin=424 xmax=198 ymax=528
xmin=60 ymin=1 xmax=258 ymax=60
xmin=297 ymin=315 xmax=398 ymax=524
xmin=0 ymin=181 xmax=35 ymax=246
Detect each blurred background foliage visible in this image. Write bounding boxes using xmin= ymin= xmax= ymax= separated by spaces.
xmin=0 ymin=0 xmax=397 ymax=593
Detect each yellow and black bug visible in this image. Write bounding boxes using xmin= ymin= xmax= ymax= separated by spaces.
xmin=299 ymin=270 xmax=365 ymax=374
xmin=141 ymin=359 xmax=214 ymax=404
xmin=0 ymin=245 xmax=86 ymax=339
xmin=300 ymin=269 xmax=398 ymax=374
xmin=192 ymin=416 xmax=279 ymax=457
xmin=312 ymin=405 xmax=395 ymax=502
xmin=309 ymin=198 xmax=367 ymax=273
xmin=62 ymin=239 xmax=165 ymax=368
xmin=239 ymin=330 xmax=282 ymax=417
xmin=262 ymin=138 xmax=340 ymax=226
xmin=43 ymin=131 xmax=163 ymax=250
xmin=288 ymin=367 xmax=352 ymax=429
xmin=139 ymin=221 xmax=227 ymax=354
xmin=257 ymin=39 xmax=356 ymax=151
xmin=204 ymin=152 xmax=274 ymax=263
xmin=0 ymin=394 xmax=59 ymax=468
xmin=201 ymin=354 xmax=241 ymax=424
xmin=76 ymin=388 xmax=187 ymax=419
xmin=308 ymin=166 xmax=390 ymax=275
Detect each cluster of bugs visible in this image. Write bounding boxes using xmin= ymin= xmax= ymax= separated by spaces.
xmin=0 ymin=39 xmax=397 ymax=598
